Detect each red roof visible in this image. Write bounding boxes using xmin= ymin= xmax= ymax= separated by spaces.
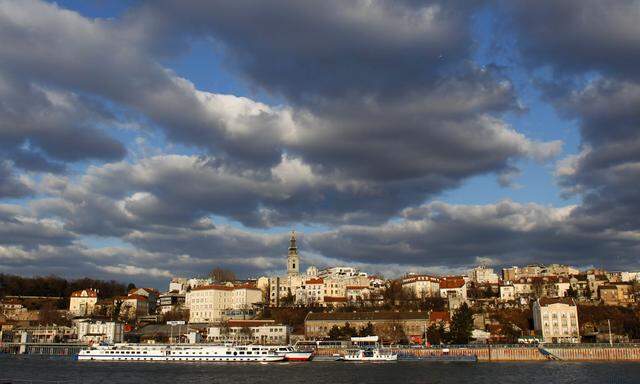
xmin=227 ymin=320 xmax=275 ymax=327
xmin=125 ymin=294 xmax=148 ymax=302
xmin=71 ymin=289 xmax=98 ymax=298
xmin=191 ymin=284 xmax=260 ymax=292
xmin=439 ymin=277 xmax=465 ymax=289
xmin=324 ymin=296 xmax=348 ymax=302
xmin=429 ymin=311 xmax=451 ymax=323
xmin=538 ymin=297 xmax=576 ymax=307
xmin=191 ymin=284 xmax=235 ymax=291
xmin=346 ymin=285 xmax=368 ymax=290
xmin=305 ymin=278 xmax=324 ymax=284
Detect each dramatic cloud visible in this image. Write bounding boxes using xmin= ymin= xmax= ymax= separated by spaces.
xmin=504 ymin=1 xmax=640 ymax=238
xmin=0 ymin=0 xmax=637 ymax=286
xmin=503 ymin=0 xmax=640 ymax=78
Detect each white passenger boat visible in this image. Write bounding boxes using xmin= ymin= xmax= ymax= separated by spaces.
xmin=78 ymin=344 xmax=284 ymax=362
xmin=340 ymin=348 xmax=398 ymax=362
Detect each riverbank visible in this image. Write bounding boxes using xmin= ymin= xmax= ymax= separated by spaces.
xmin=315 ymin=344 xmax=640 ymax=362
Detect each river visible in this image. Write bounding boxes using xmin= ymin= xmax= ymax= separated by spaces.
xmin=1 ymin=357 xmax=639 ymax=383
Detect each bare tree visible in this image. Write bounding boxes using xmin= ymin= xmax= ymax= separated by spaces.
xmin=209 ymin=267 xmax=236 ymax=282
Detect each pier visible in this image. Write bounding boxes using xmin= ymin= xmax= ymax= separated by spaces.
xmin=316 ymin=344 xmax=640 ymax=362
xmin=0 ymin=342 xmax=86 ymax=356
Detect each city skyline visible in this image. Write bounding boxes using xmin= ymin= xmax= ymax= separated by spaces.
xmin=1 ymin=1 xmax=639 ymax=287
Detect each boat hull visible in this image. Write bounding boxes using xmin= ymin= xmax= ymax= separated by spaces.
xmin=284 ymin=352 xmax=314 ymax=361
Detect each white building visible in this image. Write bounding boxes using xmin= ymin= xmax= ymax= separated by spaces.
xmin=207 ymin=320 xmax=290 ymax=344
xmin=401 ymin=274 xmax=440 ymax=298
xmin=469 ymin=266 xmax=500 ymax=284
xmin=533 ymin=297 xmax=580 ymax=343
xmin=318 ymin=266 xmax=367 ymax=279
xmin=186 ymin=284 xmax=262 ymax=323
xmin=499 ymin=284 xmax=516 ymax=301
xmin=439 ymin=277 xmax=467 ymax=300
xmin=76 ymin=320 xmax=123 ymax=344
xmin=69 ymin=289 xmax=98 ymax=317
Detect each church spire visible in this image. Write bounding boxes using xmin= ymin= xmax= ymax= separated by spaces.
xmin=289 ymin=230 xmax=297 ymax=252
xmin=287 ymin=229 xmax=300 ymax=276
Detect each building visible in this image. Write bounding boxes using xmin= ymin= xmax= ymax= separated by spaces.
xmin=12 ymin=325 xmax=74 ymax=343
xmin=158 ymin=291 xmax=186 ymax=314
xmin=304 ymin=311 xmax=429 ymax=342
xmin=186 ymin=284 xmax=262 ymax=323
xmin=469 ymin=266 xmax=500 ymax=284
xmin=128 ymin=287 xmax=159 ymax=314
xmin=532 ymin=297 xmax=580 ymax=343
xmin=401 ymin=274 xmax=440 ymax=298
xmin=439 ymin=276 xmax=467 ymax=308
xmin=499 ymin=284 xmax=515 ymax=301
xmin=207 ymin=320 xmax=290 ymax=344
xmin=119 ymin=294 xmax=149 ymax=320
xmin=318 ymin=266 xmax=368 ymax=279
xmin=76 ymin=320 xmax=124 ymax=344
xmin=69 ymin=289 xmax=99 ymax=317
xmin=598 ymin=283 xmax=635 ymax=306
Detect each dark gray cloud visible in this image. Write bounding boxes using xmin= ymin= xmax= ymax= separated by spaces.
xmin=502 ymin=0 xmax=640 ymax=78
xmin=0 ymin=204 xmax=74 ymax=248
xmin=307 ymin=200 xmax=640 ymax=270
xmin=0 ymin=161 xmax=32 ymax=198
xmin=136 ymin=0 xmax=481 ymax=103
xmin=503 ymin=1 xmax=640 ymax=239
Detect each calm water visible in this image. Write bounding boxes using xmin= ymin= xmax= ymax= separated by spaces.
xmin=1 ymin=357 xmax=639 ymax=384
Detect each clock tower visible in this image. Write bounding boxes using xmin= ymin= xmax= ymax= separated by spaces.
xmin=287 ymin=230 xmax=300 ymax=276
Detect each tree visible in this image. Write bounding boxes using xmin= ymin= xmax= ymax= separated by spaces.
xmin=426 ymin=323 xmax=447 ymax=345
xmin=162 ymin=308 xmax=189 ymax=322
xmin=112 ymin=298 xmax=124 ymax=321
xmin=126 ymin=283 xmax=137 ymax=292
xmin=358 ymin=322 xmax=375 ymax=337
xmin=449 ymin=303 xmax=474 ymax=344
xmin=281 ymin=288 xmax=295 ymax=307
xmin=328 ymin=325 xmax=342 ymax=340
xmin=38 ymin=302 xmax=71 ymax=326
xmin=209 ymin=267 xmax=236 ymax=282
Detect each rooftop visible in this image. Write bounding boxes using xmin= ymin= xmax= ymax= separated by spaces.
xmin=306 ymin=311 xmax=428 ymax=321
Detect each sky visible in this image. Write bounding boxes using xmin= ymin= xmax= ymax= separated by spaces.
xmin=0 ymin=0 xmax=639 ymax=288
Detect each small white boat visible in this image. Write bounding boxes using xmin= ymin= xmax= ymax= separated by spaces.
xmin=273 ymin=345 xmax=314 ymax=361
xmin=341 ymin=348 xmax=397 ymax=362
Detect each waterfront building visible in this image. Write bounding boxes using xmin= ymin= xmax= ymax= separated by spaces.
xmin=186 ymin=283 xmax=262 ymax=323
xmin=532 ymin=297 xmax=580 ymax=343
xmin=469 ymin=266 xmax=500 ymax=284
xmin=12 ymin=325 xmax=74 ymax=343
xmin=401 ymin=274 xmax=440 ymax=299
xmin=207 ymin=319 xmax=290 ymax=344
xmin=69 ymin=289 xmax=98 ymax=317
xmin=305 ymin=311 xmax=429 ymax=342
xmin=76 ymin=320 xmax=123 ymax=344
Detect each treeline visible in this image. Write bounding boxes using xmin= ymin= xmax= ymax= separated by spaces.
xmin=0 ymin=274 xmax=128 ymax=299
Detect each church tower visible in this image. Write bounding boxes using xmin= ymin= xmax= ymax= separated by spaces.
xmin=287 ymin=230 xmax=300 ymax=276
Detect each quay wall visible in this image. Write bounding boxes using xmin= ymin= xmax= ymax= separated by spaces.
xmin=315 ymin=346 xmax=640 ymax=361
